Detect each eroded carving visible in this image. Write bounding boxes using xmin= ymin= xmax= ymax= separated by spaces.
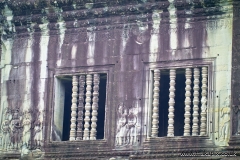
xmin=219 ymin=96 xmax=230 ymax=145
xmin=33 ymin=110 xmax=43 ymax=149
xmin=127 ymin=106 xmax=138 ymax=145
xmin=11 ymin=109 xmax=23 ymax=150
xmin=22 ymin=109 xmax=31 ymax=148
xmin=234 ymin=105 xmax=240 ymax=135
xmin=1 ymin=108 xmax=11 ymax=151
xmin=115 ymin=103 xmax=138 ymax=146
xmin=116 ymin=103 xmax=128 ymax=146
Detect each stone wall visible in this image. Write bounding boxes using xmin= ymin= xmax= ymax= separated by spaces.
xmin=0 ymin=0 xmax=235 ymax=159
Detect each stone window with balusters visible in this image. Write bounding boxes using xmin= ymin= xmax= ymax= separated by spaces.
xmin=149 ymin=66 xmax=210 ymax=138
xmin=52 ymin=73 xmax=107 ymax=141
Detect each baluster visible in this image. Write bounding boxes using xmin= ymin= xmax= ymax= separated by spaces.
xmin=83 ymin=74 xmax=92 ymax=140
xmin=76 ymin=75 xmax=85 ymax=140
xmin=192 ymin=68 xmax=200 ymax=136
xmin=70 ymin=76 xmax=78 ymax=141
xmin=90 ymin=74 xmax=100 ymax=140
xmin=151 ymin=69 xmax=160 ymax=137
xmin=167 ymin=69 xmax=176 ymax=137
xmin=184 ymin=68 xmax=192 ymax=136
xmin=200 ymin=67 xmax=208 ymax=135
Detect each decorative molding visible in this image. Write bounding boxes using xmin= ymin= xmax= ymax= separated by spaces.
xmin=0 ymin=1 xmax=233 ymax=38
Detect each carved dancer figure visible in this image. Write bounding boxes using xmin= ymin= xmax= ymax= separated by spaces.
xmin=126 ymin=112 xmax=137 ymax=145
xmin=235 ymin=105 xmax=240 ymax=135
xmin=34 ymin=119 xmax=42 ymax=148
xmin=219 ymin=97 xmax=230 ymax=142
xmin=1 ymin=117 xmax=11 ymax=150
xmin=34 ymin=110 xmax=43 ymax=148
xmin=11 ymin=109 xmax=22 ymax=150
xmin=116 ymin=104 xmax=128 ymax=146
xmin=1 ymin=108 xmax=11 ymax=151
xmin=22 ymin=110 xmax=31 ymax=147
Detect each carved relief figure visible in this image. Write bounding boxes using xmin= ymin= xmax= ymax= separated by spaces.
xmin=116 ymin=103 xmax=138 ymax=146
xmin=34 ymin=110 xmax=43 ymax=148
xmin=219 ymin=97 xmax=230 ymax=143
xmin=11 ymin=109 xmax=23 ymax=150
xmin=1 ymin=109 xmax=11 ymax=151
xmin=22 ymin=110 xmax=31 ymax=147
xmin=234 ymin=105 xmax=240 ymax=135
xmin=34 ymin=120 xmax=42 ymax=148
xmin=126 ymin=111 xmax=137 ymax=145
xmin=116 ymin=104 xmax=128 ymax=146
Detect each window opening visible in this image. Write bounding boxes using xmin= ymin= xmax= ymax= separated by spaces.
xmin=151 ymin=67 xmax=208 ymax=137
xmin=57 ymin=73 xmax=107 ymax=141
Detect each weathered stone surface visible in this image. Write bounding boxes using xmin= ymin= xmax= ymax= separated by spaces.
xmin=0 ymin=0 xmax=238 ymax=159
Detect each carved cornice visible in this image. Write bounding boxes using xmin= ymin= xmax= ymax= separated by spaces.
xmin=0 ymin=0 xmax=234 ymax=10
xmin=0 ymin=1 xmax=233 ymax=39
xmin=1 ymin=15 xmax=232 ymax=43
xmin=7 ymin=3 xmax=232 ymax=24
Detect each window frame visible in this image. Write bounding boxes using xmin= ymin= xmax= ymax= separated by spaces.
xmin=142 ymin=58 xmax=215 ymax=142
xmin=45 ymin=65 xmax=115 ymax=148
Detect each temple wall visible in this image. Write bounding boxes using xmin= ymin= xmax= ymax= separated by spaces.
xmin=0 ymin=0 xmax=236 ymax=159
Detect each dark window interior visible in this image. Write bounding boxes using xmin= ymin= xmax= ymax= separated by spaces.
xmin=61 ymin=74 xmax=107 ymax=141
xmin=97 ymin=74 xmax=107 ymax=139
xmin=62 ymin=77 xmax=72 ymax=141
xmin=158 ymin=70 xmax=169 ymax=137
xmin=158 ymin=68 xmax=202 ymax=137
xmin=174 ymin=69 xmax=185 ymax=136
